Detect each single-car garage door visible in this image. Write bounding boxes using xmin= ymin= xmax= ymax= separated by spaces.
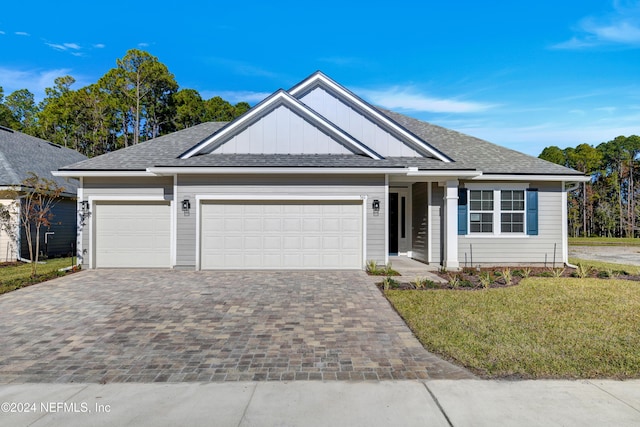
xmin=200 ymin=200 xmax=362 ymax=269
xmin=95 ymin=202 xmax=171 ymax=268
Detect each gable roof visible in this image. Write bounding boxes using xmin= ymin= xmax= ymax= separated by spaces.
xmin=289 ymin=71 xmax=453 ymax=162
xmin=179 ymin=90 xmax=383 ymax=160
xmin=0 ymin=126 xmax=87 ymax=194
xmin=58 ymin=72 xmax=585 ymax=179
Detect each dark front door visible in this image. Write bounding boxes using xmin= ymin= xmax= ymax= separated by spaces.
xmin=389 ymin=193 xmax=398 ymax=254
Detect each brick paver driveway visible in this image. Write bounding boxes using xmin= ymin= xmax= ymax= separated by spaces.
xmin=0 ymin=270 xmax=472 ymax=383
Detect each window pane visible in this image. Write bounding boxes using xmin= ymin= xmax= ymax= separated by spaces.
xmin=501 ymin=213 xmax=524 ymax=233
xmin=501 ymin=190 xmax=524 ymax=211
xmin=470 ymin=212 xmax=493 ymax=233
xmin=470 ymin=190 xmax=493 ymax=211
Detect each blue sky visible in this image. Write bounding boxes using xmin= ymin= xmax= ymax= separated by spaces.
xmin=1 ymin=0 xmax=639 ymax=156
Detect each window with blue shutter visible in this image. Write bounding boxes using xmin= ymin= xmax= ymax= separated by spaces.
xmin=458 ymin=188 xmax=468 ymax=235
xmin=526 ymin=189 xmax=538 ymax=236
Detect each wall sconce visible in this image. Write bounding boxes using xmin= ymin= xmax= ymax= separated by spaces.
xmin=80 ymin=200 xmax=90 ymax=213
xmin=181 ymin=199 xmax=191 ymax=213
xmin=372 ymin=199 xmax=380 ymax=213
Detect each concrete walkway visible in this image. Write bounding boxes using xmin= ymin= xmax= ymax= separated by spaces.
xmin=1 ymin=380 xmax=638 ymax=426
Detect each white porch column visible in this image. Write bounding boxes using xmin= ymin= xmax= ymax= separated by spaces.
xmin=443 ymin=180 xmax=459 ymax=269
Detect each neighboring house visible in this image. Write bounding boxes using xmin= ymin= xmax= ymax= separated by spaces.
xmin=55 ymin=72 xmax=588 ymax=270
xmin=0 ymin=126 xmax=87 ymax=262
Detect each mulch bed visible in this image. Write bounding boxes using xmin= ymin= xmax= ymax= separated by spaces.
xmin=377 ymin=266 xmax=640 ymax=291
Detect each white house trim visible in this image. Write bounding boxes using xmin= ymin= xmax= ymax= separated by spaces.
xmin=472 ymin=174 xmax=590 ymax=182
xmin=194 ymin=194 xmax=367 ymax=271
xmin=427 ymin=182 xmax=433 ymax=264
xmin=288 ymin=72 xmax=453 ymax=163
xmin=53 ymin=171 xmax=155 ymax=178
xmin=443 ymin=180 xmax=459 ymax=269
xmin=180 ymin=90 xmax=383 ymax=160
xmin=148 ymin=167 xmax=410 ymax=175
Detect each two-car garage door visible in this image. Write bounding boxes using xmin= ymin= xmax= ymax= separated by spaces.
xmin=200 ymin=200 xmax=363 ymax=269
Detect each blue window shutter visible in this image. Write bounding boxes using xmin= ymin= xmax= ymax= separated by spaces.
xmin=458 ymin=188 xmax=468 ymax=235
xmin=527 ymin=189 xmax=538 ymax=236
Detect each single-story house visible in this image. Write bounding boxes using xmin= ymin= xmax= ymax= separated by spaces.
xmin=55 ymin=72 xmax=588 ymax=270
xmin=0 ymin=126 xmax=87 ymax=262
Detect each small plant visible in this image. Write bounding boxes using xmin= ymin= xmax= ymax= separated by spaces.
xmin=382 ymin=276 xmax=399 ymax=291
xmin=575 ymin=263 xmax=591 ymax=279
xmin=411 ymin=276 xmax=432 ymax=289
xmin=460 ymin=279 xmax=474 ymax=288
xmin=479 ymin=271 xmax=493 ymax=289
xmin=551 ymin=268 xmax=565 ymax=278
xmin=382 ymin=262 xmax=399 ymax=276
xmin=521 ymin=267 xmax=532 ymax=279
xmin=447 ymin=273 xmax=461 ymax=289
xmin=462 ymin=267 xmax=477 ymax=276
xmin=366 ymin=259 xmax=381 ymax=275
xmin=538 ymin=271 xmax=553 ymax=278
xmin=502 ymin=268 xmax=513 ymax=286
xmin=606 ymin=268 xmax=621 ymax=279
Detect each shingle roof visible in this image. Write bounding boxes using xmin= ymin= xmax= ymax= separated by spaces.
xmin=60 ymin=93 xmax=583 ymax=177
xmin=379 ymin=109 xmax=579 ymax=175
xmin=0 ymin=127 xmax=87 ymax=194
xmin=63 ymin=122 xmax=226 ymax=170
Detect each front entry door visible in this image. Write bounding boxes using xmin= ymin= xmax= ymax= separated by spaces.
xmin=389 ymin=190 xmax=409 ymax=255
xmin=389 ymin=193 xmax=399 ymax=254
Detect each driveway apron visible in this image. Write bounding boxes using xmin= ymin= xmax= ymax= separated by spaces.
xmin=0 ymin=270 xmax=472 ymax=383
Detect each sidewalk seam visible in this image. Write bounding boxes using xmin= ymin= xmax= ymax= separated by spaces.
xmin=587 ymin=380 xmax=640 ymax=414
xmin=236 ymin=382 xmax=258 ymax=427
xmin=423 ymin=382 xmax=454 ymax=427
xmin=28 ymin=384 xmax=90 ymax=427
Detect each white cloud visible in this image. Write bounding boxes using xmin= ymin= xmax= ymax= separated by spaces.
xmin=15 ymin=31 xmax=29 ymax=36
xmin=200 ymin=90 xmax=270 ymax=104
xmin=93 ymin=43 xmax=106 ymax=49
xmin=138 ymin=42 xmax=150 ymax=47
xmin=358 ymin=86 xmax=495 ymax=114
xmin=0 ymin=66 xmax=77 ymax=101
xmin=553 ymin=1 xmax=640 ymax=49
xmin=0 ymin=31 xmax=5 ymax=35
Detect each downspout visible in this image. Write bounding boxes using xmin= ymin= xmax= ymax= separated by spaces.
xmin=564 ymin=182 xmax=581 ymax=269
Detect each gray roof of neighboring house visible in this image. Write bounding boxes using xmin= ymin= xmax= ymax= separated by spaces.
xmin=60 ymin=109 xmax=583 ymax=177
xmin=0 ymin=127 xmax=87 ymax=194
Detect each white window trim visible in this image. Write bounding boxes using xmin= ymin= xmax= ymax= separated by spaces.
xmin=464 ymin=183 xmax=530 ymax=238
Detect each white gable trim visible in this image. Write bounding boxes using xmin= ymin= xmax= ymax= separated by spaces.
xmin=179 ymin=90 xmax=383 ymax=160
xmin=289 ymin=72 xmax=452 ymax=163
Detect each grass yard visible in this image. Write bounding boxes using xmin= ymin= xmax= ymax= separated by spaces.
xmin=569 ymin=236 xmax=640 ymax=246
xmin=0 ymin=257 xmax=76 ymax=296
xmin=569 ymin=257 xmax=640 ymax=275
xmin=386 ymin=278 xmax=640 ymax=379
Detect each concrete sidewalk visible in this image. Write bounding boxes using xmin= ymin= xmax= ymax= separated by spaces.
xmin=1 ymin=380 xmax=638 ymax=426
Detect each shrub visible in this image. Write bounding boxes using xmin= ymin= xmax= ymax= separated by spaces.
xmin=502 ymin=268 xmax=512 ymax=286
xmin=382 ymin=276 xmax=399 ymax=291
xmin=366 ymin=260 xmax=381 ymax=275
xmin=575 ymin=263 xmax=591 ymax=279
xmin=411 ymin=276 xmax=435 ymax=290
xmin=479 ymin=271 xmax=492 ymax=289
xmin=551 ymin=268 xmax=565 ymax=278
xmin=521 ymin=267 xmax=532 ymax=278
xmin=447 ymin=273 xmax=461 ymax=289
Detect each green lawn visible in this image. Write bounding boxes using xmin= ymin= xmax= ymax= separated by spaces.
xmin=0 ymin=257 xmax=75 ymax=295
xmin=569 ymin=257 xmax=640 ymax=275
xmin=386 ymin=278 xmax=640 ymax=379
xmin=569 ymin=237 xmax=640 ymax=246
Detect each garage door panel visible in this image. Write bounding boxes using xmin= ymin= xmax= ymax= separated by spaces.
xmin=201 ymin=201 xmax=362 ymax=269
xmin=95 ymin=202 xmax=170 ymax=268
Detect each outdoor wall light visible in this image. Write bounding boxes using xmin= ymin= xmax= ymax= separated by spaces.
xmin=181 ymin=199 xmax=191 ymax=213
xmin=372 ymin=199 xmax=380 ymax=213
xmin=80 ymin=200 xmax=90 ymax=213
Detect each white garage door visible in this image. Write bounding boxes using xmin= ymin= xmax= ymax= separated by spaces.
xmin=95 ymin=202 xmax=171 ymax=268
xmin=200 ymin=201 xmax=362 ymax=269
